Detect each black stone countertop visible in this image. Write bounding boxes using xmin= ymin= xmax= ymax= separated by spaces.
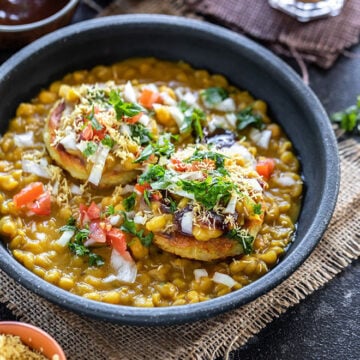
xmin=0 ymin=1 xmax=359 ymax=359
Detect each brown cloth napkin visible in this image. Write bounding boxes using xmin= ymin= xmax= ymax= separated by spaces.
xmin=99 ymin=0 xmax=360 ymax=68
xmin=1 ymin=138 xmax=359 ymax=359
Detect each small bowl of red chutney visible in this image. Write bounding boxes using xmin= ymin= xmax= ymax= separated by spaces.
xmin=0 ymin=0 xmax=79 ymax=49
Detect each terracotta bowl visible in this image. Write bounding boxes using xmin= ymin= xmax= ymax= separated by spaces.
xmin=0 ymin=0 xmax=79 ymax=49
xmin=0 ymin=15 xmax=340 ymax=326
xmin=0 ymin=321 xmax=66 ymax=359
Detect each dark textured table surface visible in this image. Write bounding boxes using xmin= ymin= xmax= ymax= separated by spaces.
xmin=0 ymin=1 xmax=359 ymax=359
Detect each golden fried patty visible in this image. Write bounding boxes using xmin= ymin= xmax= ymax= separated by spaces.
xmin=44 ymin=100 xmax=140 ymax=187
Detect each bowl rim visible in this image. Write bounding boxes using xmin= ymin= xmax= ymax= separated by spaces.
xmin=0 ymin=321 xmax=66 ymax=359
xmin=0 ymin=0 xmax=79 ymax=32
xmin=0 ymin=14 xmax=340 ymax=326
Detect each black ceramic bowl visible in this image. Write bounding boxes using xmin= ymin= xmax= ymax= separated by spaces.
xmin=0 ymin=15 xmax=339 ymax=326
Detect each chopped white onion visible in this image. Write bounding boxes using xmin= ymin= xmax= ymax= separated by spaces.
xmin=227 ymin=143 xmax=256 ymax=167
xmin=168 ymin=187 xmax=195 ymax=200
xmin=76 ymin=140 xmax=87 ymax=153
xmin=225 ymin=113 xmax=237 ymax=128
xmin=212 ymin=272 xmax=237 ymax=288
xmin=214 ymin=98 xmax=236 ymax=112
xmin=70 ymin=184 xmax=82 ymax=195
xmin=181 ymin=211 xmax=193 ymax=235
xmin=158 ymin=156 xmax=168 ymax=166
xmin=39 ymin=158 xmax=48 ymax=167
xmin=223 ymin=194 xmax=237 ymax=214
xmin=276 ymin=175 xmax=297 ymax=187
xmin=60 ymin=133 xmax=78 ymax=152
xmin=109 ymin=214 xmax=121 ymax=226
xmin=168 ymin=106 xmax=185 ymax=128
xmin=243 ymin=178 xmax=263 ymax=193
xmin=182 ymin=92 xmax=197 ymax=106
xmin=88 ymin=144 xmax=110 ymax=186
xmin=178 ymin=171 xmax=204 ymax=181
xmin=119 ymin=123 xmax=131 ymax=136
xmin=174 ymin=87 xmax=185 ymax=99
xmin=84 ymin=238 xmax=98 ymax=247
xmin=134 ymin=213 xmax=146 ymax=225
xmin=14 ymin=132 xmax=34 ymax=147
xmin=56 ymin=230 xmax=74 ymax=247
xmin=143 ymin=84 xmax=158 ymax=93
xmin=107 ymin=249 xmax=137 ymax=283
xmin=123 ymin=81 xmax=137 ymax=103
xmin=21 ymin=159 xmax=51 ymax=179
xmin=51 ymin=180 xmax=59 ymax=196
xmin=102 ymin=275 xmax=119 ymax=283
xmin=117 ymin=184 xmax=135 ymax=195
xmin=160 ymin=91 xmax=177 ymax=106
xmin=36 ymin=233 xmax=46 ymax=241
xmin=138 ymin=114 xmax=150 ymax=126
xmin=194 ymin=269 xmax=208 ymax=282
xmin=249 ymin=128 xmax=272 ymax=149
xmin=208 ymin=115 xmax=227 ymax=133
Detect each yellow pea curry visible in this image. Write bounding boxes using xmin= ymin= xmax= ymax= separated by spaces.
xmin=0 ymin=58 xmax=303 ymax=307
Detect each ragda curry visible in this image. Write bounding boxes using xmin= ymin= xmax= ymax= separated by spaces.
xmin=0 ymin=58 xmax=302 ymax=306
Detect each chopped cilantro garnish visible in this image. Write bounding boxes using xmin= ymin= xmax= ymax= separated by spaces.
xmin=104 ymin=204 xmax=115 ymax=216
xmin=138 ymin=164 xmax=166 ymax=185
xmin=179 ymin=100 xmax=190 ymax=113
xmin=253 ymin=203 xmax=262 ymax=215
xmin=236 ymin=106 xmax=264 ymax=131
xmin=129 ymin=123 xmax=153 ymax=145
xmin=101 ymin=134 xmax=115 ymax=148
xmin=74 ymin=228 xmax=90 ymax=243
xmin=185 ymin=149 xmax=227 ymax=170
xmin=59 ymin=216 xmax=77 ymax=232
xmin=109 ymin=90 xmax=143 ymax=118
xmin=120 ymin=212 xmax=153 ymax=246
xmin=134 ymin=144 xmax=153 ymax=163
xmin=180 ymin=107 xmax=205 ymax=140
xmin=202 ymin=87 xmax=229 ymax=105
xmin=89 ymin=252 xmax=105 ymax=267
xmin=143 ymin=190 xmax=151 ymax=207
xmin=179 ymin=176 xmax=234 ymax=210
xmin=68 ymin=241 xmax=105 ymax=267
xmin=83 ymin=141 xmax=97 ymax=157
xmin=164 ymin=196 xmax=177 ymax=213
xmin=226 ymin=228 xmax=254 ymax=255
xmin=331 ymin=96 xmax=360 ymax=133
xmin=122 ymin=193 xmax=136 ymax=211
xmin=87 ymin=106 xmax=103 ymax=131
xmin=134 ymin=133 xmax=175 ymax=163
xmin=62 ymin=221 xmax=104 ymax=267
xmin=87 ymin=88 xmax=106 ymax=104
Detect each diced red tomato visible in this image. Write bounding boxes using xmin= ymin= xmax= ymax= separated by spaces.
xmin=80 ymin=123 xmax=93 ymax=140
xmin=79 ymin=202 xmax=101 ymax=225
xmin=13 ymin=182 xmax=45 ymax=208
xmin=150 ymin=191 xmax=162 ymax=201
xmin=92 ymin=127 xmax=106 ymax=140
xmin=79 ymin=203 xmax=89 ymax=225
xmin=27 ymin=191 xmax=51 ymax=216
xmin=256 ymin=158 xmax=275 ymax=180
xmin=106 ymin=228 xmax=127 ymax=254
xmin=87 ymin=201 xmax=101 ymax=220
xmin=170 ymin=158 xmax=188 ymax=172
xmin=134 ymin=182 xmax=151 ymax=194
xmin=88 ymin=221 xmax=107 ymax=243
xmin=126 ymin=112 xmax=143 ymax=124
xmin=138 ymin=89 xmax=161 ymax=108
